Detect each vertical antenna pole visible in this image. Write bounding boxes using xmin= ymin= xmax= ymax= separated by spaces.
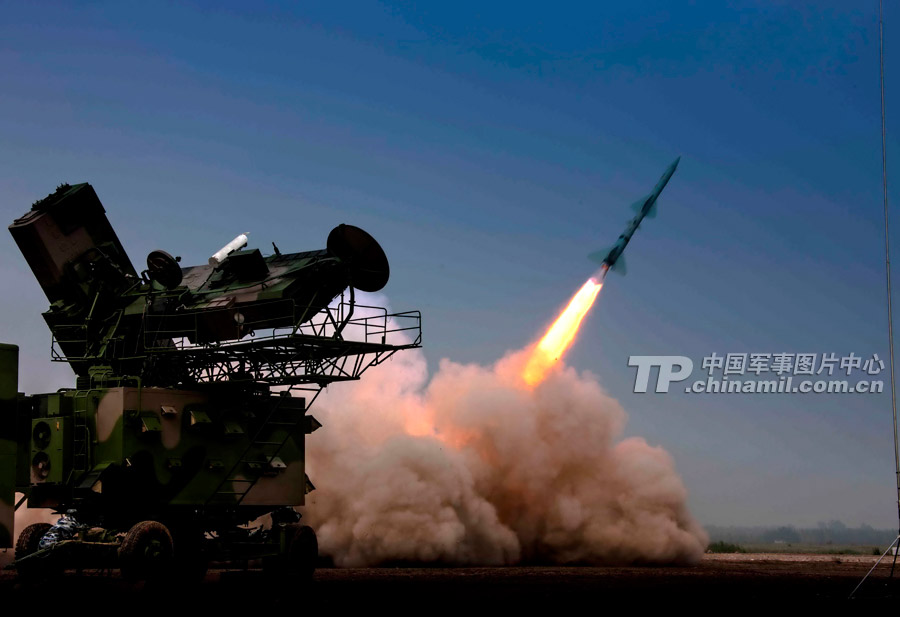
xmin=879 ymin=0 xmax=900 ymax=536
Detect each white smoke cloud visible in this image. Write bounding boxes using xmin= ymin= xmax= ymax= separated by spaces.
xmin=301 ymin=340 xmax=708 ymax=567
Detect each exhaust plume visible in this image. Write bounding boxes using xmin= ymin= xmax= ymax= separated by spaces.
xmin=302 ymin=291 xmax=707 ymax=566
xmin=522 ymin=276 xmax=603 ymax=387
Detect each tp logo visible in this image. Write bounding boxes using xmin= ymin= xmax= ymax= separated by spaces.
xmin=629 ymin=356 xmax=694 ymax=393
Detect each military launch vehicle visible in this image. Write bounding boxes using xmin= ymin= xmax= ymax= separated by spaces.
xmin=0 ymin=183 xmax=421 ymax=580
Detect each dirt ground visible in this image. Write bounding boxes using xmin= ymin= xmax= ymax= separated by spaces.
xmin=3 ymin=553 xmax=900 ymax=608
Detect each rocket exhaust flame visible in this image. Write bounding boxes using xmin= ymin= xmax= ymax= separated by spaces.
xmin=522 ymin=275 xmax=604 ymax=387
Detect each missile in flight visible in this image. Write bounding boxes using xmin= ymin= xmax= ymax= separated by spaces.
xmin=589 ymin=156 xmax=680 ymax=276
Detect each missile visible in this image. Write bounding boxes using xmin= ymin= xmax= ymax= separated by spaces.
xmin=209 ymin=232 xmax=250 ymax=267
xmin=588 ymin=156 xmax=680 ymax=276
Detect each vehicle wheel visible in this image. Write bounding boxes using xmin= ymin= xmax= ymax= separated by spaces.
xmin=171 ymin=527 xmax=208 ymax=582
xmin=118 ymin=521 xmax=174 ymax=581
xmin=15 ymin=522 xmax=52 ymax=558
xmin=15 ymin=523 xmax=59 ymax=581
xmin=264 ymin=524 xmax=317 ymax=581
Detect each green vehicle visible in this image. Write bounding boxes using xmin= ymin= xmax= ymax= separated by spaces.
xmin=0 ymin=184 xmax=421 ymax=580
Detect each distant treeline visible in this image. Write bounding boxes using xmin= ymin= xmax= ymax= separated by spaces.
xmin=706 ymin=521 xmax=896 ymax=546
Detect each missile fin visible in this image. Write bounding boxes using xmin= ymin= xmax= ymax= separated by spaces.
xmin=588 ymin=250 xmax=609 ymax=265
xmin=645 ymin=201 xmax=658 ymax=219
xmin=630 ymin=195 xmax=650 ymax=214
xmin=611 ymin=254 xmax=627 ymax=275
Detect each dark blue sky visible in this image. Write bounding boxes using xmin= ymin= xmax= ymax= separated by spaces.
xmin=1 ymin=1 xmax=897 ymax=527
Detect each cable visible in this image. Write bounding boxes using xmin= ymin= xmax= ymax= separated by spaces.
xmin=878 ymin=0 xmax=900 ymax=541
xmin=851 ymin=1 xmax=898 ymax=598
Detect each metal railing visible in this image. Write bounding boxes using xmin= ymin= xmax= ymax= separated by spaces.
xmin=49 ymin=297 xmax=422 ymax=388
xmin=50 ymin=299 xmax=421 ymax=362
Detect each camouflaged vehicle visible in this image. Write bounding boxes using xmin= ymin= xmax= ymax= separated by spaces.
xmin=0 ymin=183 xmax=421 ymax=580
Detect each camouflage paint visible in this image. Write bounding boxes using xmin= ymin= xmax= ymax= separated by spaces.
xmin=4 ymin=183 xmax=417 ymax=567
xmin=18 ymin=386 xmax=314 ymax=514
xmin=0 ymin=344 xmax=18 ymax=547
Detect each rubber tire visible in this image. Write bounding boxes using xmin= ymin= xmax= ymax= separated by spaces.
xmin=15 ymin=522 xmax=53 ymax=559
xmin=118 ymin=521 xmax=174 ymax=582
xmin=290 ymin=525 xmax=317 ymax=579
xmin=265 ymin=524 xmax=317 ymax=581
xmin=15 ymin=522 xmax=58 ymax=581
xmin=170 ymin=527 xmax=208 ymax=583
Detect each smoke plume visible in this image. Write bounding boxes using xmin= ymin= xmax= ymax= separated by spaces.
xmin=302 ymin=339 xmax=708 ymax=567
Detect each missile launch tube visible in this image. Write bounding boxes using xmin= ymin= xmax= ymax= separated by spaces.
xmin=209 ymin=233 xmax=249 ymax=266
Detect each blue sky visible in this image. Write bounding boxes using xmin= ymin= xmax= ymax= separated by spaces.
xmin=1 ymin=0 xmax=897 ymax=527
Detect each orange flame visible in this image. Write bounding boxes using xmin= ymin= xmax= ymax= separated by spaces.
xmin=522 ymin=277 xmax=603 ymax=386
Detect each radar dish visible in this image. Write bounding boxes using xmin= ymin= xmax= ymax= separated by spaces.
xmin=146 ymin=250 xmax=183 ymax=289
xmin=326 ymin=224 xmax=390 ymax=292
